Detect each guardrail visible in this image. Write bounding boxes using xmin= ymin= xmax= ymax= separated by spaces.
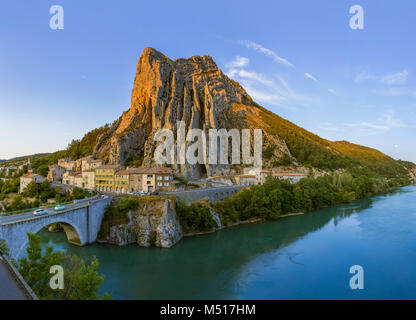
xmin=0 ymin=255 xmax=38 ymax=300
xmin=0 ymin=195 xmax=105 ymax=217
xmin=0 ymin=201 xmax=75 ymax=217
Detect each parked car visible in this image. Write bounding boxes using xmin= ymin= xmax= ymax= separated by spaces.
xmin=33 ymin=209 xmax=47 ymax=216
xmin=54 ymin=204 xmax=65 ymax=211
xmin=150 ymin=191 xmax=159 ymax=196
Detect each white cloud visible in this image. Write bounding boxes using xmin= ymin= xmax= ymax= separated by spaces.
xmin=345 ymin=110 xmax=406 ymax=134
xmin=355 ymin=69 xmax=409 ymax=85
xmin=304 ymin=73 xmax=317 ymax=81
xmin=375 ymin=88 xmax=416 ymax=98
xmin=226 ymin=56 xmax=249 ymax=68
xmin=354 ymin=71 xmax=377 ymax=83
xmin=381 ymin=70 xmax=408 ymax=85
xmin=237 ymin=40 xmax=294 ymax=68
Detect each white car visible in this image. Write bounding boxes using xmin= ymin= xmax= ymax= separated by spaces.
xmin=33 ymin=209 xmax=47 ymax=216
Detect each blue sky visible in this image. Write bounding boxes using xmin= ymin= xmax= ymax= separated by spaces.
xmin=1 ymin=0 xmax=415 ymax=162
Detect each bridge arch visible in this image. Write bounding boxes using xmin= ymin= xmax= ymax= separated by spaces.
xmin=15 ymin=217 xmax=86 ymax=260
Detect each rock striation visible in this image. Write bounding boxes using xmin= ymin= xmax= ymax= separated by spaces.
xmin=98 ymin=197 xmax=182 ymax=248
xmin=94 ymin=47 xmax=290 ymax=178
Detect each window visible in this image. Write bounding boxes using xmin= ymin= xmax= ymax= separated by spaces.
xmin=164 ymin=182 xmax=169 ymax=186
xmin=164 ymin=176 xmax=169 ymax=180
xmin=158 ymin=182 xmax=162 ymax=186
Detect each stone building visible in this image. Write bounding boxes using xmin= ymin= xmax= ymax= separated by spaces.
xmin=141 ymin=167 xmax=173 ymax=193
xmin=47 ymin=164 xmax=66 ymax=182
xmin=58 ymin=158 xmax=76 ymax=171
xmin=83 ymin=159 xmax=103 ymax=171
xmin=82 ymin=170 xmax=95 ymax=190
xmin=19 ymin=173 xmax=45 ymax=193
xmin=94 ymin=165 xmax=121 ymax=193
xmin=234 ymin=174 xmax=256 ymax=186
xmin=248 ymin=169 xmax=272 ymax=185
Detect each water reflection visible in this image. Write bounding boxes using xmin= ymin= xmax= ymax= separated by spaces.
xmin=32 ymin=186 xmax=416 ymax=299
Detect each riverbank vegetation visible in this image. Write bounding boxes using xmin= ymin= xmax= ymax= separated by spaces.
xmin=214 ymin=169 xmax=411 ymax=226
xmin=176 ymin=200 xmax=217 ymax=233
xmin=1 ymin=183 xmax=92 ymax=213
xmin=17 ymin=233 xmax=111 ymax=300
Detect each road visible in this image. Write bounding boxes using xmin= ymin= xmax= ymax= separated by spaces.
xmin=0 ymin=201 xmax=90 ymax=225
xmin=0 ymin=257 xmax=29 ymax=300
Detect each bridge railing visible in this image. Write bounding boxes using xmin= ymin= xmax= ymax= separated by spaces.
xmin=0 ymin=201 xmax=75 ymax=217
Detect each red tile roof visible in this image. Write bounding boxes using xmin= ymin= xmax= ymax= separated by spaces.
xmin=272 ymin=173 xmax=307 ymax=177
xmin=235 ymin=174 xmax=256 ymax=178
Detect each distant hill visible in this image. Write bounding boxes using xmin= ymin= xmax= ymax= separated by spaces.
xmin=0 ymin=153 xmax=50 ymax=165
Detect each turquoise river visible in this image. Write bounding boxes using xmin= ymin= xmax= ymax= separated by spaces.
xmin=33 ymin=185 xmax=416 ymax=299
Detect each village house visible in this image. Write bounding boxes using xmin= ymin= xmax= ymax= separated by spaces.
xmin=83 ymin=159 xmax=104 ymax=171
xmin=19 ymin=173 xmax=45 ymax=193
xmin=82 ymin=170 xmax=95 ymax=190
xmin=94 ymin=165 xmax=122 ymax=193
xmin=75 ymin=156 xmax=93 ymax=171
xmin=62 ymin=171 xmax=76 ymax=186
xmin=47 ymin=164 xmax=66 ymax=182
xmin=74 ymin=173 xmax=84 ymax=188
xmin=114 ymin=170 xmax=132 ymax=194
xmin=126 ymin=169 xmax=144 ymax=193
xmin=141 ymin=167 xmax=173 ymax=193
xmin=58 ymin=158 xmax=76 ymax=171
xmin=272 ymin=173 xmax=307 ymax=184
xmin=234 ymin=174 xmax=256 ymax=186
xmin=248 ymin=169 xmax=272 ymax=185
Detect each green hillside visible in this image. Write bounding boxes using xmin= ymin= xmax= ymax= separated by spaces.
xmin=257 ymin=104 xmax=412 ymax=177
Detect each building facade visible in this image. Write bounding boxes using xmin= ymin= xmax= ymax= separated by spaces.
xmin=95 ymin=165 xmax=121 ymax=193
xmin=19 ymin=173 xmax=45 ymax=193
xmin=47 ymin=164 xmax=66 ymax=182
xmin=58 ymin=158 xmax=76 ymax=171
xmin=82 ymin=170 xmax=95 ymax=190
xmin=248 ymin=169 xmax=272 ymax=185
xmin=83 ymin=159 xmax=104 ymax=171
xmin=234 ymin=174 xmax=256 ymax=186
xmin=141 ymin=167 xmax=173 ymax=193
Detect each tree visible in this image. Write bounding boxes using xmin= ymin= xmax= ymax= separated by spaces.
xmin=18 ymin=233 xmax=111 ymax=300
xmin=36 ymin=164 xmax=49 ymax=177
xmin=23 ymin=181 xmax=39 ymax=198
xmin=40 ymin=180 xmax=56 ymax=201
xmin=0 ymin=239 xmax=9 ymax=256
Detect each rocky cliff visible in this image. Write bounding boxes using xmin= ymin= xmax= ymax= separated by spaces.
xmin=98 ymin=197 xmax=183 ymax=248
xmin=92 ymin=47 xmax=414 ymax=178
xmin=94 ymin=47 xmax=290 ymax=178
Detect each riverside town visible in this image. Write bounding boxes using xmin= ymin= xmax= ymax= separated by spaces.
xmin=1 ymin=1 xmax=416 ymax=312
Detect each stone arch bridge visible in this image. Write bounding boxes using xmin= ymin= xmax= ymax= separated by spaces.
xmin=0 ymin=196 xmax=112 ymax=260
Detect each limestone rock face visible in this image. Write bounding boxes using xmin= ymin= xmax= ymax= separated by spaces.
xmin=94 ymin=47 xmax=290 ymax=178
xmin=97 ymin=198 xmax=182 ymax=248
xmin=98 ymin=211 xmax=137 ymax=246
xmin=408 ymin=167 xmax=416 ymax=183
xmin=133 ymin=198 xmax=182 ymax=248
